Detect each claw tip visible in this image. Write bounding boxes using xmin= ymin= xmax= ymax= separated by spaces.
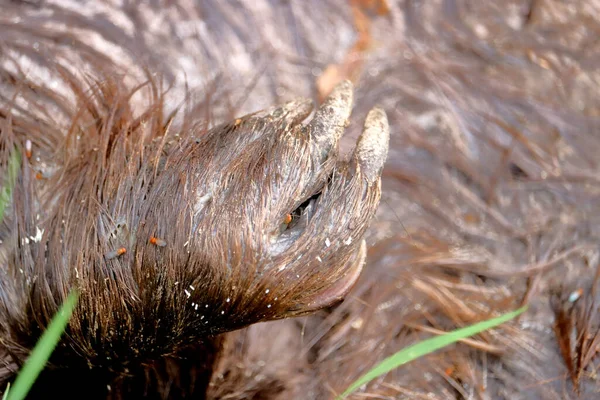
xmin=355 ymin=107 xmax=390 ymax=182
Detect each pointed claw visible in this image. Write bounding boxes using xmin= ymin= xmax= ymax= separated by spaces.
xmin=355 ymin=107 xmax=389 ymax=183
xmin=306 ymin=80 xmax=354 ymax=161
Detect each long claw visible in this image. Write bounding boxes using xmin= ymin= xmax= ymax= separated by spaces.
xmin=355 ymin=107 xmax=389 ymax=183
xmin=305 ymin=80 xmax=354 ymax=161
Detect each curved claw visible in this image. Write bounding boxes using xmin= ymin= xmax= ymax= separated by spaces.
xmin=305 ymin=80 xmax=354 ymax=161
xmin=355 ymin=107 xmax=389 ymax=183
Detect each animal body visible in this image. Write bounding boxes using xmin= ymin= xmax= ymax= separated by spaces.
xmin=1 ymin=1 xmax=600 ymax=399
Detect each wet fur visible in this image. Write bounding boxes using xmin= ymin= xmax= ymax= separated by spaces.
xmin=2 ymin=0 xmax=600 ymax=399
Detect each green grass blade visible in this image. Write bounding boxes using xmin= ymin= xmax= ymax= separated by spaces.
xmin=2 ymin=383 xmax=10 ymax=400
xmin=6 ymin=291 xmax=79 ymax=400
xmin=0 ymin=149 xmax=21 ymax=223
xmin=337 ymin=306 xmax=527 ymax=399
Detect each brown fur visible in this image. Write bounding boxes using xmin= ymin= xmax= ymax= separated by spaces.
xmin=2 ymin=0 xmax=600 ymax=399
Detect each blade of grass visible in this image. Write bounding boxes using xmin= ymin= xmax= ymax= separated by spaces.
xmin=336 ymin=306 xmax=527 ymax=399
xmin=0 ymin=147 xmax=22 ymax=400
xmin=2 ymin=383 xmax=10 ymax=400
xmin=0 ymin=148 xmax=21 ymax=223
xmin=6 ymin=290 xmax=79 ymax=400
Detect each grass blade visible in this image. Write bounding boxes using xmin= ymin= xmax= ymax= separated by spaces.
xmin=1 ymin=149 xmax=21 ymax=400
xmin=337 ymin=306 xmax=527 ymax=399
xmin=2 ymin=383 xmax=9 ymax=400
xmin=6 ymin=291 xmax=79 ymax=400
xmin=0 ymin=148 xmax=21 ymax=223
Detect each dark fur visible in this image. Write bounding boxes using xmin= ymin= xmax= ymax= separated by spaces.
xmin=2 ymin=0 xmax=600 ymax=399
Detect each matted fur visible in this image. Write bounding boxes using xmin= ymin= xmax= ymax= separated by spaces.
xmin=1 ymin=0 xmax=600 ymax=399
